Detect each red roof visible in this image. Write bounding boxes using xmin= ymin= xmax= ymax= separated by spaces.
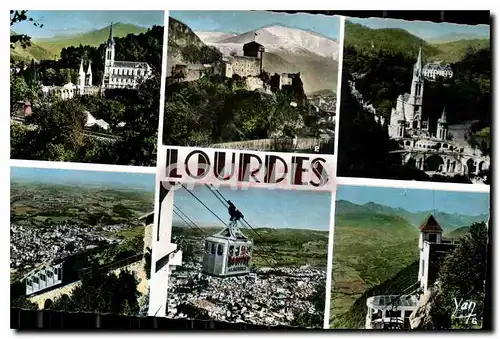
xmin=419 ymin=215 xmax=443 ymax=233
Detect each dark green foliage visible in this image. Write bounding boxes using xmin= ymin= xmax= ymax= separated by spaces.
xmin=430 ymin=222 xmax=488 ymax=329
xmin=164 ymin=75 xmax=306 ymax=147
xmin=11 ymin=295 xmax=39 ymax=310
xmin=144 ymin=248 xmax=151 ymax=280
xmin=293 ymin=280 xmax=326 ymax=328
xmin=345 ymin=21 xmax=441 ymax=58
xmin=112 ymin=204 xmax=133 ymax=219
xmin=52 ymin=268 xmax=140 ymax=316
xmin=10 ymin=71 xmax=161 ymax=165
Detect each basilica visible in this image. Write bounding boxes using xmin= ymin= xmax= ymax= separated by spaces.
xmin=42 ymin=24 xmax=152 ymax=100
xmin=386 ymin=47 xmax=489 ymax=179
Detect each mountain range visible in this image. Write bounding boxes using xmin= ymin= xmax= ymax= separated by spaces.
xmin=168 ymin=17 xmax=339 ymax=95
xmin=336 ymin=199 xmax=488 ymax=232
xmin=10 ymin=23 xmax=149 ymax=62
xmin=345 ymin=21 xmax=490 ymax=64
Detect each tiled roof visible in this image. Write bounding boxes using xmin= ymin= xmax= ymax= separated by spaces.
xmin=419 ymin=214 xmax=443 ymax=233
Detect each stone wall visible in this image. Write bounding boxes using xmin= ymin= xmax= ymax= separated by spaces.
xmin=211 ymin=137 xmax=328 ymax=152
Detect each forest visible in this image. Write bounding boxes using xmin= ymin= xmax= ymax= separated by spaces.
xmin=10 ymin=11 xmax=163 ymax=166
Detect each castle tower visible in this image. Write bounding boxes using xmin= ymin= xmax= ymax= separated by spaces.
xmin=418 ymin=215 xmax=443 ymax=289
xmin=436 ymin=107 xmax=448 ymax=140
xmin=78 ymin=60 xmax=86 ymax=95
xmin=86 ymin=61 xmax=93 ymax=86
xmin=409 ymin=46 xmax=425 ymax=127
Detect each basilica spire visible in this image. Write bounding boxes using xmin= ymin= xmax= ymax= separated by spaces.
xmin=440 ymin=107 xmax=447 ymax=122
xmin=79 ymin=59 xmax=85 ymax=75
xmin=415 ymin=46 xmax=422 ymax=76
xmin=108 ymin=22 xmax=114 ymax=43
xmin=87 ymin=61 xmax=92 ymax=74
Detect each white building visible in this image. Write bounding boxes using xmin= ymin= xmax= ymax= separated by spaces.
xmin=388 ymin=47 xmax=429 ymax=139
xmin=365 ymin=214 xmax=458 ymax=329
xmin=418 ymin=215 xmax=456 ymax=291
xmin=422 ymin=62 xmax=453 ymax=81
xmin=101 ymin=24 xmax=152 ymax=90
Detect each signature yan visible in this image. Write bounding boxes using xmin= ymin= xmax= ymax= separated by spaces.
xmin=452 ymin=298 xmax=478 ymax=325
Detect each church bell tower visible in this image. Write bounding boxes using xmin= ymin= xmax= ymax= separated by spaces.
xmin=104 ymin=23 xmax=115 ymax=67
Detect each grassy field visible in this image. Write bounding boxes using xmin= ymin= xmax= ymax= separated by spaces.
xmin=430 ymin=38 xmax=490 ymax=63
xmin=173 ymin=225 xmax=329 ymax=268
xmin=330 ymin=212 xmax=420 ymax=322
xmin=11 ymin=182 xmax=154 ymax=227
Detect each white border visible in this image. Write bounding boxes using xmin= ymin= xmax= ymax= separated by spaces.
xmin=9 ymin=159 xmax=156 ymax=174
xmin=337 ymin=176 xmax=490 ymax=193
xmin=323 ymin=14 xmax=345 ymax=329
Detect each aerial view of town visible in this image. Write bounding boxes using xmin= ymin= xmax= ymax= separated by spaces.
xmin=163 ymin=10 xmax=339 ymax=154
xmin=157 ymin=185 xmax=332 ymax=328
xmin=10 ymin=10 xmax=164 ymax=166
xmin=337 ymin=17 xmax=491 ymax=184
xmin=330 ymin=185 xmax=490 ymax=329
xmin=10 ymin=167 xmax=155 ymax=316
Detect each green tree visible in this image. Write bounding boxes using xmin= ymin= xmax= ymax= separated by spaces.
xmin=10 ymin=10 xmax=43 ymax=49
xmin=430 ymin=222 xmax=488 ymax=329
xmin=52 ymin=268 xmax=140 ymax=316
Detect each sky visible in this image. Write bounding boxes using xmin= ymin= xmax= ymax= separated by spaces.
xmin=337 ymin=185 xmax=490 ymax=216
xmin=172 ymin=185 xmax=332 ymax=231
xmin=10 ymin=167 xmax=155 ymax=191
xmin=11 ymin=10 xmax=164 ymax=39
xmin=348 ymin=16 xmax=490 ymax=41
xmin=170 ymin=10 xmax=340 ymax=40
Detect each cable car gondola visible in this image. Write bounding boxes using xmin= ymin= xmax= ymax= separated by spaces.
xmin=202 ymin=200 xmax=253 ymax=277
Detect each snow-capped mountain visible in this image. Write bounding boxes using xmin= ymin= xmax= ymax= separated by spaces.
xmin=194 ymin=25 xmax=339 ymax=94
xmin=197 ymin=25 xmax=339 ymax=60
xmin=194 ymin=31 xmax=237 ymax=43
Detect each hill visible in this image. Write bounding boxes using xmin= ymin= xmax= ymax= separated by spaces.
xmin=446 ymin=226 xmax=471 ymax=239
xmin=344 ymin=21 xmax=490 ymax=65
xmin=332 ymin=260 xmax=419 ymax=329
xmin=10 ymin=30 xmax=55 ymax=62
xmin=335 ymin=200 xmax=488 ymax=232
xmin=33 ymin=23 xmax=148 ymax=58
xmin=344 ymin=21 xmax=441 ymax=59
xmin=430 ymin=38 xmax=490 ymax=63
xmin=171 ymin=225 xmax=329 ymax=268
xmin=331 ymin=211 xmax=419 ymax=320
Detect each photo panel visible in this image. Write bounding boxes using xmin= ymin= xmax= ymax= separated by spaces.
xmin=10 ymin=165 xmax=155 ymax=317
xmin=336 ymin=16 xmax=491 ymax=185
xmin=329 ymin=184 xmax=490 ymax=329
xmin=10 ymin=10 xmax=165 ymax=166
xmin=163 ymin=10 xmax=341 ymax=155
xmin=148 ymin=145 xmax=337 ymax=328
